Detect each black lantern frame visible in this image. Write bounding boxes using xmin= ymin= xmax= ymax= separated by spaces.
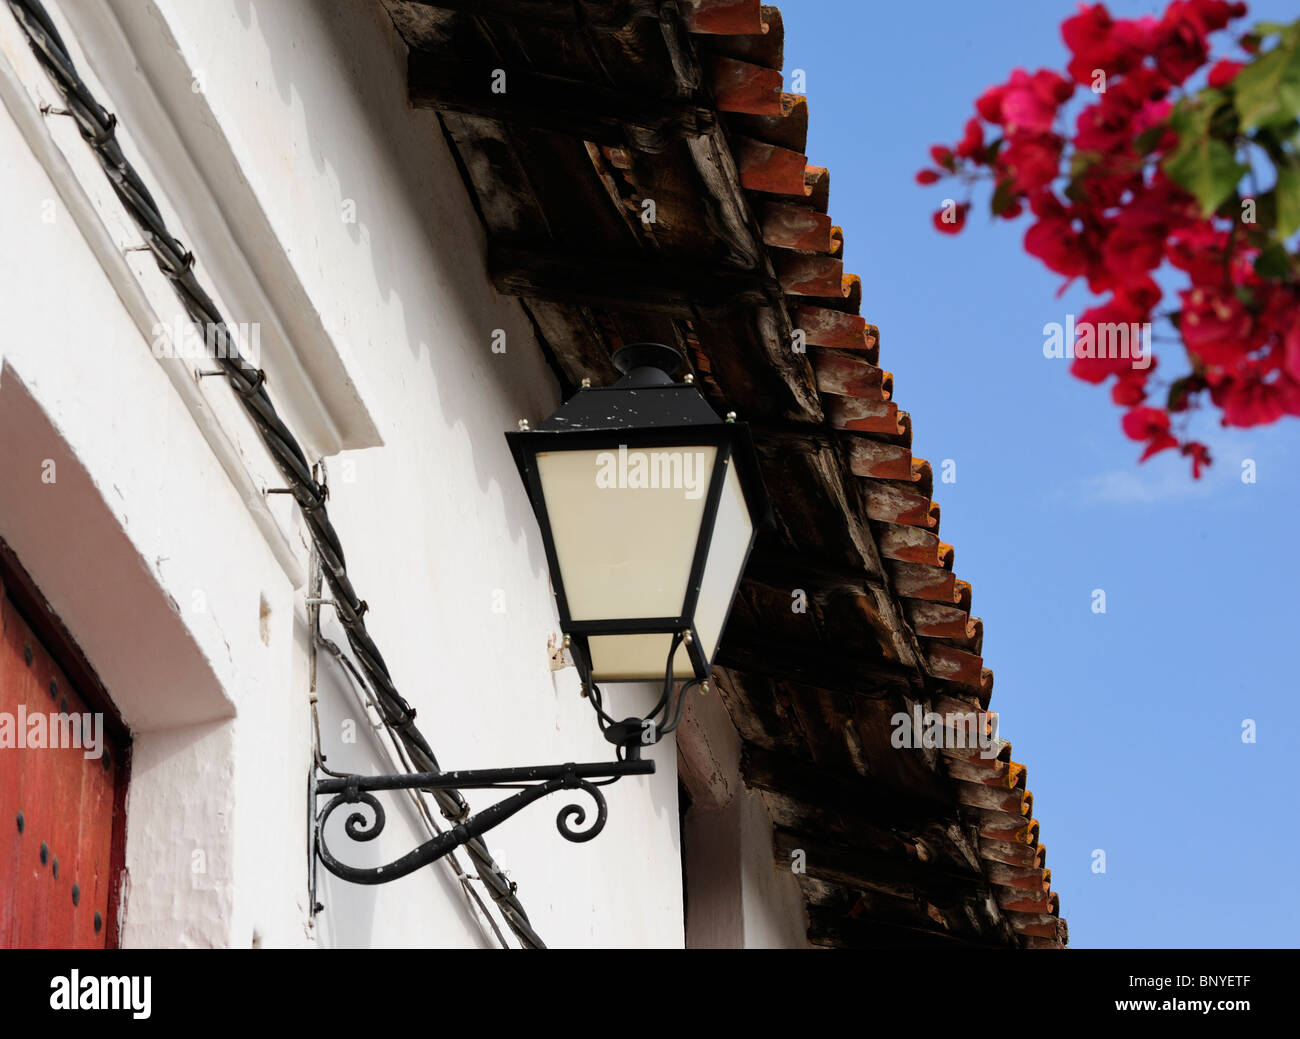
xmin=505 ymin=344 xmax=773 ymax=684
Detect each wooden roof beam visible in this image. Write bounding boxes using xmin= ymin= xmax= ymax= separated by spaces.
xmin=409 ymin=55 xmax=717 ymax=151
xmin=806 ymin=907 xmax=986 ymax=949
xmin=488 ymin=244 xmax=781 ymax=317
xmin=741 ymin=744 xmax=953 ymax=823
xmin=771 ymin=831 xmax=988 ymax=900
xmin=715 ymin=639 xmax=924 ymax=700
xmin=405 ymin=0 xmax=657 ymax=31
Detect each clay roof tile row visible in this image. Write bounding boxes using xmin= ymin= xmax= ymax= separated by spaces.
xmin=683 ymin=0 xmax=1066 ymax=949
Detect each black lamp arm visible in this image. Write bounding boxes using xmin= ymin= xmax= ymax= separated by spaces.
xmin=312 ymin=758 xmax=655 ymax=888
xmin=313 ymin=638 xmax=687 ymax=895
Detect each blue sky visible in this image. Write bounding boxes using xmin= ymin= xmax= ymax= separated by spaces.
xmin=780 ymin=0 xmax=1299 ymax=947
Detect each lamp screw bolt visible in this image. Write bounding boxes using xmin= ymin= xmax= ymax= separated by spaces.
xmin=683 ymin=373 xmax=694 ymax=384
xmin=725 ymin=411 xmax=737 ymax=423
xmin=700 ymin=681 xmax=710 ymax=695
xmin=517 ymin=419 xmax=530 ymax=431
xmin=580 ymin=378 xmax=591 ymax=388
xmin=682 ymin=631 xmax=694 ymax=645
xmin=562 ymin=634 xmax=571 ymax=648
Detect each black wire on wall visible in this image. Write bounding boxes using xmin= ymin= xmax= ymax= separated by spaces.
xmin=7 ymin=0 xmax=544 ymax=948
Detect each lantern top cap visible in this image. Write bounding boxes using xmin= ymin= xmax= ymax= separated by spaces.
xmin=512 ymin=342 xmax=720 ymax=435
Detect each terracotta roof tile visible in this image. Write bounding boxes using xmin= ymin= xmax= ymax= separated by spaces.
xmin=681 ymin=0 xmax=768 ymax=35
xmin=707 ymin=54 xmax=784 ymax=115
xmin=733 ymin=137 xmax=808 ymax=194
xmin=688 ymin=4 xmax=1066 ymax=944
xmin=760 ymin=204 xmax=834 ymax=251
xmin=811 ymin=348 xmax=892 ymax=399
xmin=727 ymin=92 xmax=809 ymax=152
xmin=846 ymin=437 xmax=915 ymax=481
xmin=774 ymin=251 xmax=845 ymax=296
xmin=863 ymin=482 xmax=937 ymax=527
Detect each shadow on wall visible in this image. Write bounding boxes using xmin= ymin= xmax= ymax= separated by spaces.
xmin=226 ymin=0 xmax=559 ymax=550
xmin=213 ymin=0 xmax=685 ymax=933
xmin=303 ymin=606 xmax=492 ymax=948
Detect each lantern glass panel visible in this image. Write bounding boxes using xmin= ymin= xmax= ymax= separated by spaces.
xmin=692 ymin=460 xmax=754 ymax=661
xmin=588 ymin=634 xmax=694 ymax=682
xmin=534 ymin=444 xmax=719 ymax=621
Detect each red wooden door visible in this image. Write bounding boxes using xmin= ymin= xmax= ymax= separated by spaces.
xmin=0 ymin=580 xmax=127 ymax=947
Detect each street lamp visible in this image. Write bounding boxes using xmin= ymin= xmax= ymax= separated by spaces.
xmin=506 ymin=343 xmax=771 ymax=685
xmin=311 ymin=344 xmax=769 ymax=887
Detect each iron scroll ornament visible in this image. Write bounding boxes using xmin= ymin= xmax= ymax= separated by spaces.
xmin=312 ymin=758 xmax=655 ymax=886
xmin=310 ymin=634 xmax=701 ymax=892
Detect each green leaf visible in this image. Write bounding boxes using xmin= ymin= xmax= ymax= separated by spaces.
xmin=1162 ymin=98 xmax=1248 ymax=215
xmin=1135 ymin=126 xmax=1165 ymax=155
xmin=1254 ymin=241 xmax=1291 ymax=278
xmin=1275 ymin=162 xmax=1300 ymax=237
xmin=1234 ymin=20 xmax=1300 ymax=130
xmin=1252 ymin=188 xmax=1278 ymax=231
xmin=1253 ymin=122 xmax=1300 ymax=168
xmin=1168 ymin=377 xmax=1193 ymax=413
xmin=990 ymin=178 xmax=1016 ymax=217
xmin=1068 ymin=149 xmax=1102 ymax=179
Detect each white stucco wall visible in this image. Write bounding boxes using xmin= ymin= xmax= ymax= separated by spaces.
xmin=678 ymin=690 xmax=808 ymax=948
xmin=0 ymin=0 xmax=803 ymax=948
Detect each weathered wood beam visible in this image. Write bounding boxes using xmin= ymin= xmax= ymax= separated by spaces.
xmin=749 ymin=427 xmax=923 ymax=670
xmin=757 ymin=792 xmax=986 ymax=877
xmin=804 ymin=889 xmax=1001 ymax=948
xmin=799 ymin=873 xmax=1009 ymax=943
xmin=519 ymin=300 xmax=619 ymax=388
xmin=741 ymin=547 xmax=894 ymax=608
xmin=688 ymin=313 xmax=821 ymax=426
xmin=409 ymin=55 xmax=717 ymax=150
xmin=772 ymin=813 xmax=982 ymax=877
xmin=488 ymin=244 xmax=781 ymax=317
xmin=806 ymin=907 xmax=986 ymax=949
xmin=772 ymin=832 xmax=988 ymax=902
xmin=730 ymin=571 xmax=904 ymax=684
xmin=406 ymin=0 xmax=656 ymax=31
xmin=740 ymin=744 xmax=954 ymax=825
xmin=715 ymin=638 xmax=924 ymax=700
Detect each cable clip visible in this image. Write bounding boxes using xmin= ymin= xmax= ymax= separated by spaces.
xmin=196 ymin=366 xmax=266 ymax=397
xmin=305 ymin=595 xmax=365 ymax=619
xmin=89 ymin=112 xmax=116 ymax=146
xmin=158 ymin=246 xmax=195 ymax=279
xmin=231 ymin=367 xmax=266 ymax=398
xmin=301 ymin=484 xmax=330 ymax=513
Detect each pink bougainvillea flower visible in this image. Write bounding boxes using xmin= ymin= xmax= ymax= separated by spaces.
xmin=1181 ymin=440 xmax=1211 ymax=478
xmin=1001 ymin=68 xmax=1073 ymax=134
xmin=932 ymin=202 xmax=970 ymax=234
xmin=1207 ymin=57 xmax=1245 ymax=86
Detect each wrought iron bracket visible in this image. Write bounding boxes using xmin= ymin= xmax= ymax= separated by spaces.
xmin=310 ymin=756 xmax=656 ymax=893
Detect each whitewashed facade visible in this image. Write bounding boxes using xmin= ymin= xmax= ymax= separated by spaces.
xmin=0 ymin=0 xmax=807 ymax=948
